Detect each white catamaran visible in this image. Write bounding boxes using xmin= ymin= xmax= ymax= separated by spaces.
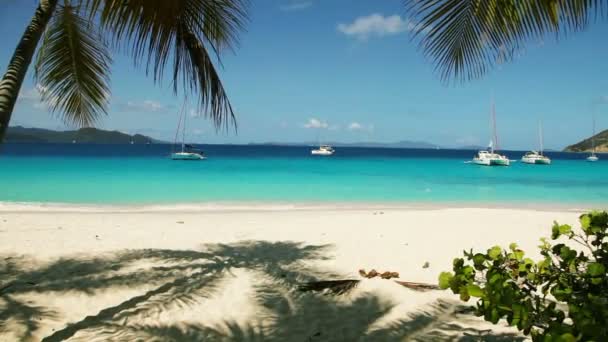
xmin=473 ymin=100 xmax=510 ymax=166
xmin=522 ymin=121 xmax=551 ymax=165
xmin=587 ymin=114 xmax=599 ymax=162
xmin=171 ymin=102 xmax=205 ymax=161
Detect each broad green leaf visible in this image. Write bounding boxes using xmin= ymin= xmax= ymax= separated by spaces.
xmin=559 ymin=333 xmax=576 ymax=342
xmin=438 ymin=272 xmax=454 ymax=289
xmin=459 ymin=288 xmax=470 ymax=302
xmin=488 ymin=246 xmax=502 ymax=260
xmin=558 ymin=224 xmax=572 ymax=235
xmin=467 ymin=284 xmax=484 ymax=298
xmin=580 ymin=214 xmax=591 ymax=230
xmin=512 ymin=250 xmax=524 ymax=261
xmin=587 ymin=263 xmax=605 ymax=277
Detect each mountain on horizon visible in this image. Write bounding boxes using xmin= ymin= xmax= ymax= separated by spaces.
xmin=6 ymin=126 xmax=166 ymax=144
xmin=563 ymin=129 xmax=608 ymax=152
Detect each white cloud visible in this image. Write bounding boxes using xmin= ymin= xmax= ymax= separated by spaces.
xmin=338 ymin=14 xmax=411 ymax=40
xmin=347 ymin=121 xmax=374 ymax=132
xmin=126 ymin=100 xmax=164 ymax=112
xmin=348 ymin=122 xmax=363 ymax=131
xmin=303 ymin=118 xmax=328 ymax=129
xmin=280 ymin=1 xmax=312 ymax=11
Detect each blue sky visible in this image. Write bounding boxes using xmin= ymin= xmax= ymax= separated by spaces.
xmin=1 ymin=0 xmax=607 ymax=149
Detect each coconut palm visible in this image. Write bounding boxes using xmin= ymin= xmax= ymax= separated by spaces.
xmin=0 ymin=0 xmax=247 ymax=142
xmin=406 ymin=0 xmax=607 ymax=82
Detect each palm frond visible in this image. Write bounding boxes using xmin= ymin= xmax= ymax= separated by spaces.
xmin=84 ymin=0 xmax=248 ymax=130
xmin=298 ymin=279 xmax=361 ymax=295
xmin=406 ymin=0 xmax=608 ymax=82
xmin=34 ymin=4 xmax=111 ymax=127
xmin=394 ymin=280 xmax=440 ymax=292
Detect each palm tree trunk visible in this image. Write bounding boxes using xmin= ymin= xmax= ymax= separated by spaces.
xmin=0 ymin=0 xmax=59 ymax=143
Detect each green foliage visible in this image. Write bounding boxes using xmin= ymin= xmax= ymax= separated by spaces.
xmin=35 ymin=4 xmax=111 ymax=127
xmin=29 ymin=0 xmax=248 ymax=130
xmin=406 ymin=0 xmax=608 ymax=82
xmin=438 ymin=211 xmax=608 ymax=341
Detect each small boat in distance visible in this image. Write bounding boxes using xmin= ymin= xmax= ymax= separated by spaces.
xmin=472 ymin=99 xmax=510 ymax=166
xmin=522 ymin=121 xmax=551 ymax=165
xmin=311 ymin=145 xmax=335 ymax=156
xmin=171 ymin=101 xmax=205 ymax=161
xmin=587 ymin=114 xmax=599 ymax=162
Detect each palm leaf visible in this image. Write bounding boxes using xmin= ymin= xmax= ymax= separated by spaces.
xmin=299 ymin=279 xmax=361 ymax=295
xmin=34 ymin=4 xmax=111 ymax=127
xmin=84 ymin=0 xmax=248 ymax=130
xmin=406 ymin=0 xmax=607 ymax=82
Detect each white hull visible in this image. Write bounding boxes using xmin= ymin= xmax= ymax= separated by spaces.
xmin=472 ymin=158 xmax=491 ymax=166
xmin=521 ymin=157 xmax=551 ymax=164
xmin=521 ymin=152 xmax=551 ymax=165
xmin=171 ymin=152 xmax=206 ymax=160
xmin=472 ymin=158 xmax=510 ymax=166
xmin=587 ymin=155 xmax=599 ymax=162
xmin=311 ymin=145 xmax=334 ymax=156
xmin=473 ymin=151 xmax=510 ymax=166
xmin=311 ymin=150 xmax=334 ymax=156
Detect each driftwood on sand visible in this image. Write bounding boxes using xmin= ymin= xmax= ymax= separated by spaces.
xmin=299 ymin=268 xmax=440 ymax=295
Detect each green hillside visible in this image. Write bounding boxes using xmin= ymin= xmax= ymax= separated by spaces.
xmin=564 ymin=129 xmax=608 ymax=152
xmin=6 ymin=126 xmax=165 ymax=144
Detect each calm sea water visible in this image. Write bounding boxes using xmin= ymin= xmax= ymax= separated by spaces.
xmin=0 ymin=143 xmax=606 ymax=206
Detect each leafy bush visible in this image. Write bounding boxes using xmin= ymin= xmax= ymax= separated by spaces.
xmin=438 ymin=211 xmax=608 ymax=341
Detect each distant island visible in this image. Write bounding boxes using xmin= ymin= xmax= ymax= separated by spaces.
xmin=563 ymin=129 xmax=608 ymax=152
xmin=6 ymin=126 xmax=166 ymax=144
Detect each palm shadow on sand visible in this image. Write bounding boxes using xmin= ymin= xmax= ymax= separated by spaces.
xmin=1 ymin=240 xmax=524 ymax=341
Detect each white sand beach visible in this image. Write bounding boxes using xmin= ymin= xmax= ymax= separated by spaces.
xmin=0 ymin=204 xmax=582 ymax=341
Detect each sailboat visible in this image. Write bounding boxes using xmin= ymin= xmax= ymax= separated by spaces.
xmin=587 ymin=114 xmax=599 ymax=162
xmin=522 ymin=121 xmax=551 ymax=165
xmin=171 ymin=102 xmax=205 ymax=161
xmin=472 ymin=99 xmax=510 ymax=166
xmin=310 ymin=128 xmax=335 ymax=156
xmin=311 ymin=145 xmax=335 ymax=155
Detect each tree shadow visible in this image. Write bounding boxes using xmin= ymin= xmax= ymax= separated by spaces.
xmin=1 ymin=240 xmax=525 ymax=341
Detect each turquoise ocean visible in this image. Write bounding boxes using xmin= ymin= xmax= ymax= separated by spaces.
xmin=0 ymin=144 xmax=606 ymax=206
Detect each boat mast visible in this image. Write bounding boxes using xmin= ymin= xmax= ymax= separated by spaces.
xmin=539 ymin=120 xmax=544 ymax=155
xmin=490 ymin=98 xmax=498 ymax=154
xmin=172 ymin=99 xmax=187 ymax=154
xmin=182 ymin=105 xmax=186 ymax=153
xmin=591 ymin=113 xmax=596 ymax=155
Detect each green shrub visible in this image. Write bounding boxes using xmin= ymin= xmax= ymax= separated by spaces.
xmin=439 ymin=211 xmax=608 ymax=341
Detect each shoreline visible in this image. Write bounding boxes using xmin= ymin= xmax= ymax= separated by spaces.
xmin=0 ymin=200 xmax=600 ymax=213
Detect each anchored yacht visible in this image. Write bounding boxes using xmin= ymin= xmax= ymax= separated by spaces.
xmin=171 ymin=101 xmax=206 ymax=161
xmin=311 ymin=145 xmax=335 ymax=156
xmin=472 ymin=99 xmax=510 ymax=166
xmin=522 ymin=121 xmax=551 ymax=165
